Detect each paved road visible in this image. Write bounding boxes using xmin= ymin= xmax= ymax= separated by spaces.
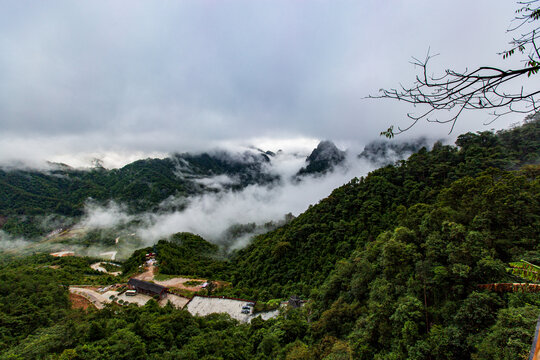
xmin=69 ymin=287 xmax=112 ymax=310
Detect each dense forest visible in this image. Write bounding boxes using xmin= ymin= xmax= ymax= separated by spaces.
xmin=0 ymin=114 xmax=539 ymax=359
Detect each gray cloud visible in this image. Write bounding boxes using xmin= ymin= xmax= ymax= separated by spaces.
xmin=0 ymin=0 xmax=526 ymax=167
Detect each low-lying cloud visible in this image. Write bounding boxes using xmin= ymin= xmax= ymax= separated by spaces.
xmin=75 ymin=150 xmax=382 ymax=252
xmin=2 ymin=140 xmax=433 ymax=257
xmin=80 ymin=201 xmax=134 ymax=229
xmin=0 ymin=230 xmax=33 ymax=251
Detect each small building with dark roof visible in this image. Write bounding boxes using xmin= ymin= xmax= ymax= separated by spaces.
xmin=288 ymin=295 xmax=303 ymax=308
xmin=127 ymin=278 xmax=168 ymax=299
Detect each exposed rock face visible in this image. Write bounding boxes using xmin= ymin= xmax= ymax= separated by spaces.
xmin=296 ymin=140 xmax=346 ymax=177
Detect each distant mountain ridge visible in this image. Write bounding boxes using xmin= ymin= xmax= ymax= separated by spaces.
xmin=0 ymin=150 xmax=278 ymax=216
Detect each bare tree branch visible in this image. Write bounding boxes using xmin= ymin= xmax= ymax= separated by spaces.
xmin=370 ymin=1 xmax=540 ymax=138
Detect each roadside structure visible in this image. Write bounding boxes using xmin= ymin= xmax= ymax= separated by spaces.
xmin=127 ymin=278 xmax=168 ymax=299
xmin=288 ymin=295 xmax=303 ymax=308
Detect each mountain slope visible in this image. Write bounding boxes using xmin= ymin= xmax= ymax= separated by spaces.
xmin=358 ymin=137 xmax=431 ymax=165
xmin=229 ymin=117 xmax=540 ymax=298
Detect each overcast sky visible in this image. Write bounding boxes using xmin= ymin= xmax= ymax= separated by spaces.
xmin=0 ymin=0 xmax=528 ymax=168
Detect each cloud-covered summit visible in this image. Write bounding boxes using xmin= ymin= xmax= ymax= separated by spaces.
xmin=296 ymin=140 xmax=346 ymax=177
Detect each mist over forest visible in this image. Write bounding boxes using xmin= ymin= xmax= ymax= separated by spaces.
xmin=0 ymin=137 xmax=432 ymax=257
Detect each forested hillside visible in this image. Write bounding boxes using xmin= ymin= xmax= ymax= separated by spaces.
xmin=229 ymin=115 xmax=540 ymax=299
xmin=0 ymin=115 xmax=539 ymax=359
xmin=0 ymin=150 xmax=277 ymax=237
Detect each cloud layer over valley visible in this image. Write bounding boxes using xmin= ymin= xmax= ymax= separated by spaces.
xmin=73 ymin=144 xmax=414 ymax=253
xmin=0 ymin=135 xmax=442 ymax=258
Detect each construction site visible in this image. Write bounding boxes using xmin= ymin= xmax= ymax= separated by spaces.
xmin=68 ymin=253 xmax=284 ymax=323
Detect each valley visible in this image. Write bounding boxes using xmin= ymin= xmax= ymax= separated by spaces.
xmin=0 ymin=116 xmax=539 ymax=359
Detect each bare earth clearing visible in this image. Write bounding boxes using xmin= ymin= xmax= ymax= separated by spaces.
xmin=159 ymin=294 xmax=190 ymax=309
xmin=134 ymin=264 xmax=155 ymax=281
xmin=69 ymin=264 xmax=279 ymax=321
xmin=134 ymin=265 xmax=207 ymax=291
xmin=69 ymin=293 xmax=94 ymax=310
xmin=154 ymin=277 xmax=206 ymax=292
xmin=70 ymin=287 xmax=111 ymax=310
xmin=69 ymin=286 xmax=190 ymax=309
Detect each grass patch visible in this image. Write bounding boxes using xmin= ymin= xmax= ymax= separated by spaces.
xmin=154 ymin=272 xmax=203 ymax=281
xmin=184 ymin=280 xmax=204 ymax=286
xmin=168 ymin=288 xmax=196 ymax=298
xmin=253 ymin=299 xmax=281 ymax=313
xmin=153 ymin=273 xmax=179 ymax=281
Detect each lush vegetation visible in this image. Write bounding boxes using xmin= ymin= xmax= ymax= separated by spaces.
xmin=229 ymin=114 xmax=540 ymax=299
xmin=0 ymin=115 xmax=539 ymax=359
xmin=121 ymin=233 xmax=231 ymax=280
xmin=155 ymin=233 xmax=230 ymax=279
xmin=2 ymin=300 xmax=310 ymax=360
xmin=0 ymin=254 xmax=117 ymax=351
xmin=0 ymin=151 xmax=277 ymax=237
xmin=307 ymin=167 xmax=539 ymax=359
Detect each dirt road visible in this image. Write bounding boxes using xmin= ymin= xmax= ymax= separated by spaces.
xmin=134 ymin=264 xmax=155 ymax=281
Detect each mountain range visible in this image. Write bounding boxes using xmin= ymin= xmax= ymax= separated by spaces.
xmin=0 ymin=138 xmax=430 ymax=238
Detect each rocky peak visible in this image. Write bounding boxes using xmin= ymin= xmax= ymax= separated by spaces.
xmin=296 ymin=140 xmax=346 ymax=177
